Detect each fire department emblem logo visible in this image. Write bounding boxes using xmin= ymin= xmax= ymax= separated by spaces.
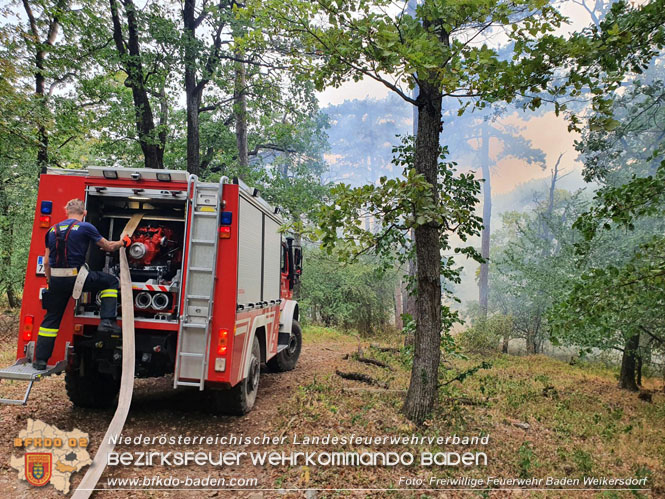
xmin=25 ymin=453 xmax=52 ymax=487
xmin=11 ymin=419 xmax=91 ymax=494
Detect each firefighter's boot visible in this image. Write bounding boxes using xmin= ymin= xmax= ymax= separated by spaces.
xmin=33 ymin=329 xmax=58 ymax=370
xmin=98 ymin=288 xmax=120 ymax=334
xmin=32 ymin=360 xmax=47 ymax=370
xmin=98 ymin=319 xmax=121 ymax=334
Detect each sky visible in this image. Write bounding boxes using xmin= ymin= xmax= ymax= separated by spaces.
xmin=314 ymin=0 xmax=613 ymax=194
xmin=318 ymin=83 xmax=581 ymax=196
xmin=312 ymin=0 xmax=619 ymax=307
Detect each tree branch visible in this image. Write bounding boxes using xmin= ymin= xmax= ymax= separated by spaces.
xmin=248 ymin=143 xmax=297 ymax=156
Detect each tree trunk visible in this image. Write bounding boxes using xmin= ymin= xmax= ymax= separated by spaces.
xmin=1 ymin=243 xmax=19 ymax=307
xmin=478 ymin=122 xmax=491 ymax=318
xmin=636 ymin=355 xmax=643 ymax=387
xmin=157 ymin=83 xmax=169 ymax=156
xmin=185 ymin=89 xmax=201 ymax=175
xmin=7 ymin=285 xmax=19 ymax=308
xmin=33 ymin=17 xmax=51 ymax=171
xmin=22 ymin=0 xmax=68 ymax=173
xmin=526 ymin=331 xmax=536 ymax=354
xmin=5 ymin=219 xmax=19 ymax=308
xmin=183 ymin=0 xmax=201 ymax=175
xmin=403 ymin=80 xmax=443 ymax=424
xmin=394 ymin=279 xmax=403 ymax=329
xmin=527 ymin=313 xmax=542 ymax=354
xmin=183 ymin=0 xmax=226 ymax=175
xmin=234 ymin=60 xmax=248 ymax=169
xmin=109 ymin=0 xmax=163 ymax=169
xmin=404 ymin=10 xmax=419 ymax=345
xmin=403 ymin=231 xmax=417 ymax=347
xmin=502 ymin=335 xmax=509 ymax=354
xmin=541 ymin=154 xmax=562 ymax=247
xmin=619 ymin=334 xmax=640 ymax=391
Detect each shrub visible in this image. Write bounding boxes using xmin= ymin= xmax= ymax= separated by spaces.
xmin=458 ymin=314 xmax=513 ymax=354
xmin=299 ymin=247 xmax=397 ymax=335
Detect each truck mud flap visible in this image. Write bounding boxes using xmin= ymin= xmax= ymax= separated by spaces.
xmin=0 ymin=358 xmax=67 ymax=405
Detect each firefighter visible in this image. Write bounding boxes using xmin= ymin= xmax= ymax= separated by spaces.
xmin=32 ymin=199 xmax=131 ymax=370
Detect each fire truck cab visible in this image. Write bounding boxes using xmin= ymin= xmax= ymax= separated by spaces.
xmin=0 ymin=167 xmax=302 ymax=414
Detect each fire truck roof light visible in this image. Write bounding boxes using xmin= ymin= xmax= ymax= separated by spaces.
xmin=220 ymin=211 xmax=232 ymax=225
xmin=39 ymin=215 xmax=51 ymax=228
xmin=103 ymin=170 xmax=118 ymax=179
xmin=156 ymin=172 xmax=171 ymax=182
xmin=40 ymin=201 xmax=52 ymax=214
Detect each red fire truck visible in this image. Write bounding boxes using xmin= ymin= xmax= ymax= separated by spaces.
xmin=0 ymin=167 xmax=303 ymax=414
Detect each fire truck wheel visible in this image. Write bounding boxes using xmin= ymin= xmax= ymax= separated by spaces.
xmin=267 ymin=320 xmax=302 ymax=372
xmin=65 ymin=357 xmax=120 ymax=409
xmin=213 ymin=336 xmax=261 ymax=415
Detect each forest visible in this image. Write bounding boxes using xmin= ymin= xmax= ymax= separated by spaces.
xmin=0 ymin=0 xmax=665 ymax=494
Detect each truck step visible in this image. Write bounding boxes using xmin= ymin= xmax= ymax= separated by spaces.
xmin=191 ymin=239 xmax=216 ymax=245
xmin=189 ymin=267 xmax=213 ymax=272
xmin=182 ymin=323 xmax=207 ymax=329
xmin=178 ymin=352 xmax=204 ymax=358
xmin=174 ymin=380 xmax=203 ymax=388
xmin=187 ymin=294 xmax=212 ymax=300
xmin=193 ymin=212 xmax=217 ymax=217
xmin=0 ymin=358 xmax=67 ymax=405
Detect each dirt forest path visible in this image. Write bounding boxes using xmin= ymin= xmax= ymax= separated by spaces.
xmin=0 ymin=326 xmax=357 ymax=499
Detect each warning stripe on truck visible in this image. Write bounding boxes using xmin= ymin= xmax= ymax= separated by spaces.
xmin=131 ymin=284 xmax=170 ymax=292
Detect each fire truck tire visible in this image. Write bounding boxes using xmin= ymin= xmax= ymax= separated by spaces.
xmin=267 ymin=320 xmax=302 ymax=372
xmin=213 ymin=336 xmax=261 ymax=415
xmin=65 ymin=359 xmax=120 ymax=409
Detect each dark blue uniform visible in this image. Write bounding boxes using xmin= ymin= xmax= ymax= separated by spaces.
xmin=45 ymin=219 xmax=103 ymax=268
xmin=34 ymin=218 xmax=120 ymax=365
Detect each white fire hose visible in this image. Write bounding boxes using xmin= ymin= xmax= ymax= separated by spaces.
xmin=72 ymin=214 xmax=143 ymax=498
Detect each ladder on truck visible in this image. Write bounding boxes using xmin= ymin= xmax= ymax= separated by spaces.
xmin=173 ymin=177 xmax=223 ymax=390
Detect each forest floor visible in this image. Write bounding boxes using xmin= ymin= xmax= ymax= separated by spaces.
xmin=0 ymin=314 xmax=663 ymax=498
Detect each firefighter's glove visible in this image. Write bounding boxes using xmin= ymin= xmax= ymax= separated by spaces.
xmin=122 ymin=235 xmax=132 ymax=248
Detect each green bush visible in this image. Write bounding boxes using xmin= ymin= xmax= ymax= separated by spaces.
xmin=299 ymin=247 xmax=397 ymax=335
xmin=458 ymin=314 xmax=513 ymax=354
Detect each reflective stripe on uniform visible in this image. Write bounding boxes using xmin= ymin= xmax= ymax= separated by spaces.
xmin=50 ymin=267 xmax=78 ymax=277
xmin=38 ymin=327 xmax=58 ymax=338
xmin=99 ymin=289 xmax=118 ymax=298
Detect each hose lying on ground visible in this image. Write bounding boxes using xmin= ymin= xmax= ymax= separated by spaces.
xmin=72 ymin=214 xmax=143 ymax=499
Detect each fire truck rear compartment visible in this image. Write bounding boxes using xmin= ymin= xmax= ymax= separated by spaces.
xmin=70 ymin=189 xmax=186 ymax=380
xmin=79 ymin=190 xmax=187 ymax=322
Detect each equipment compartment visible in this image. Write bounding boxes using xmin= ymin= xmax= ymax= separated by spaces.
xmin=77 ymin=188 xmax=188 ymax=321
